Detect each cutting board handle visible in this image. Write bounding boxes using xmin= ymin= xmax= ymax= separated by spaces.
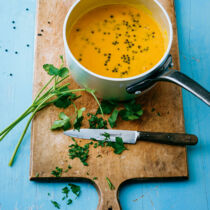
xmin=96 ymin=182 xmax=121 ymax=210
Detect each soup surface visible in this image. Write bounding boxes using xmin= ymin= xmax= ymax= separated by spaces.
xmin=68 ymin=4 xmax=166 ymax=78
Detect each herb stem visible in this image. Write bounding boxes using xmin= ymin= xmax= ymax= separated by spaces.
xmin=106 ymin=177 xmax=115 ymax=190
xmin=89 ymin=91 xmax=104 ymax=117
xmin=34 ymin=76 xmax=56 ymax=103
xmin=8 ymin=93 xmax=55 ymax=166
xmin=0 ymin=106 xmax=33 ymax=138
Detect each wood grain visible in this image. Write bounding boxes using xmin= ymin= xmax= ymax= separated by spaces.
xmin=30 ymin=0 xmax=187 ymax=209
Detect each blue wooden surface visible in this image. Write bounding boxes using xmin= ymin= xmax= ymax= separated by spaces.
xmin=0 ymin=0 xmax=209 ymax=209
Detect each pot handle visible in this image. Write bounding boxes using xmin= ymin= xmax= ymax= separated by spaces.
xmin=155 ymin=69 xmax=210 ymax=106
xmin=127 ymin=69 xmax=210 ymax=106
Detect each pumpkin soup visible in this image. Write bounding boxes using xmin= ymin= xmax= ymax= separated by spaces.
xmin=68 ymin=4 xmax=166 ymax=78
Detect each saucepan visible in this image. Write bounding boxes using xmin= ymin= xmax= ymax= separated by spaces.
xmin=63 ymin=0 xmax=210 ymax=105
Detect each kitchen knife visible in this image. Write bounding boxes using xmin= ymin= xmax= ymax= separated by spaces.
xmin=64 ymin=129 xmax=198 ymax=145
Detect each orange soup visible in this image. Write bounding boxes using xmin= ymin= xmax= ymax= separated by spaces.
xmin=68 ymin=4 xmax=166 ymax=78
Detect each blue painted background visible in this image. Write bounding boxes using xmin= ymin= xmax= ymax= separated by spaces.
xmin=0 ymin=0 xmax=209 ymax=209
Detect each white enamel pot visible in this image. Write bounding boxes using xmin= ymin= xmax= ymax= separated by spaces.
xmin=63 ymin=0 xmax=210 ymax=105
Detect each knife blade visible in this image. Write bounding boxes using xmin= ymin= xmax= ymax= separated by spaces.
xmin=64 ymin=129 xmax=198 ymax=145
xmin=64 ymin=129 xmax=138 ymax=144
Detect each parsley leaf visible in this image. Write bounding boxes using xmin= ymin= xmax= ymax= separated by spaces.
xmin=67 ymin=198 xmax=73 ymax=205
xmin=107 ymin=137 xmax=127 ymax=154
xmin=51 ymin=112 xmax=71 ymax=131
xmin=74 ymin=107 xmax=85 ymax=131
xmin=119 ymin=100 xmax=143 ymax=120
xmin=54 ymin=90 xmax=79 ymax=109
xmin=96 ymin=100 xmax=118 ymax=114
xmin=87 ymin=113 xmax=107 ymax=129
xmin=51 ymin=166 xmax=63 ymax=177
xmin=43 ymin=64 xmax=69 ymax=78
xmin=68 ymin=184 xmax=81 ymax=197
xmin=68 ymin=138 xmax=90 ymax=166
xmin=62 ymin=186 xmax=70 ymax=199
xmin=92 ymin=133 xmax=127 ymax=154
xmin=43 ymin=64 xmax=60 ymax=76
xmin=102 ymin=132 xmax=110 ymax=139
xmin=51 ymin=200 xmax=60 ymax=209
xmin=108 ymin=108 xmax=119 ymax=128
xmin=58 ymin=67 xmax=69 ymax=78
xmin=106 ymin=177 xmax=115 ymax=190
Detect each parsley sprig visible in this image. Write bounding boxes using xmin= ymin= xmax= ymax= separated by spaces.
xmin=0 ymin=56 xmax=102 ymax=166
xmin=97 ymin=99 xmax=143 ymax=128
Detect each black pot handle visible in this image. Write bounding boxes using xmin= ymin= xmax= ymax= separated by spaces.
xmin=126 ymin=56 xmax=210 ymax=106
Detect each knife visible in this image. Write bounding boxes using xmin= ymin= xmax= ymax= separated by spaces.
xmin=64 ymin=129 xmax=198 ymax=145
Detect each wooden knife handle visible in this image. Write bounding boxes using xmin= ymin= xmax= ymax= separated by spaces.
xmin=138 ymin=132 xmax=198 ymax=145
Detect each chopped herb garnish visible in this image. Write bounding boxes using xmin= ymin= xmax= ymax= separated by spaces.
xmin=68 ymin=138 xmax=90 ymax=166
xmin=62 ymin=186 xmax=70 ymax=199
xmin=102 ymin=132 xmax=110 ymax=139
xmin=87 ymin=113 xmax=107 ymax=129
xmin=51 ymin=200 xmax=60 ymax=209
xmin=51 ymin=167 xmax=63 ymax=177
xmin=51 ymin=112 xmax=71 ymax=131
xmin=67 ymin=198 xmax=73 ymax=205
xmin=68 ymin=184 xmax=81 ymax=197
xmin=106 ymin=177 xmax=115 ymax=190
xmin=35 ymin=172 xmax=39 ymax=177
xmin=92 ymin=133 xmax=127 ymax=154
xmin=93 ymin=177 xmax=98 ymax=180
xmin=68 ymin=165 xmax=72 ymax=169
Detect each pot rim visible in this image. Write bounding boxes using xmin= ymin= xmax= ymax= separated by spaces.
xmin=63 ymin=0 xmax=173 ymax=82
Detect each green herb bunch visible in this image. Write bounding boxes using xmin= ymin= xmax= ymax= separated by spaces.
xmin=0 ymin=56 xmax=102 ymax=166
xmin=97 ymin=99 xmax=143 ymax=128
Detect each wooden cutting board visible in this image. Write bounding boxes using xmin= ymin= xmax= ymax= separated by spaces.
xmin=30 ymin=0 xmax=187 ymax=209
